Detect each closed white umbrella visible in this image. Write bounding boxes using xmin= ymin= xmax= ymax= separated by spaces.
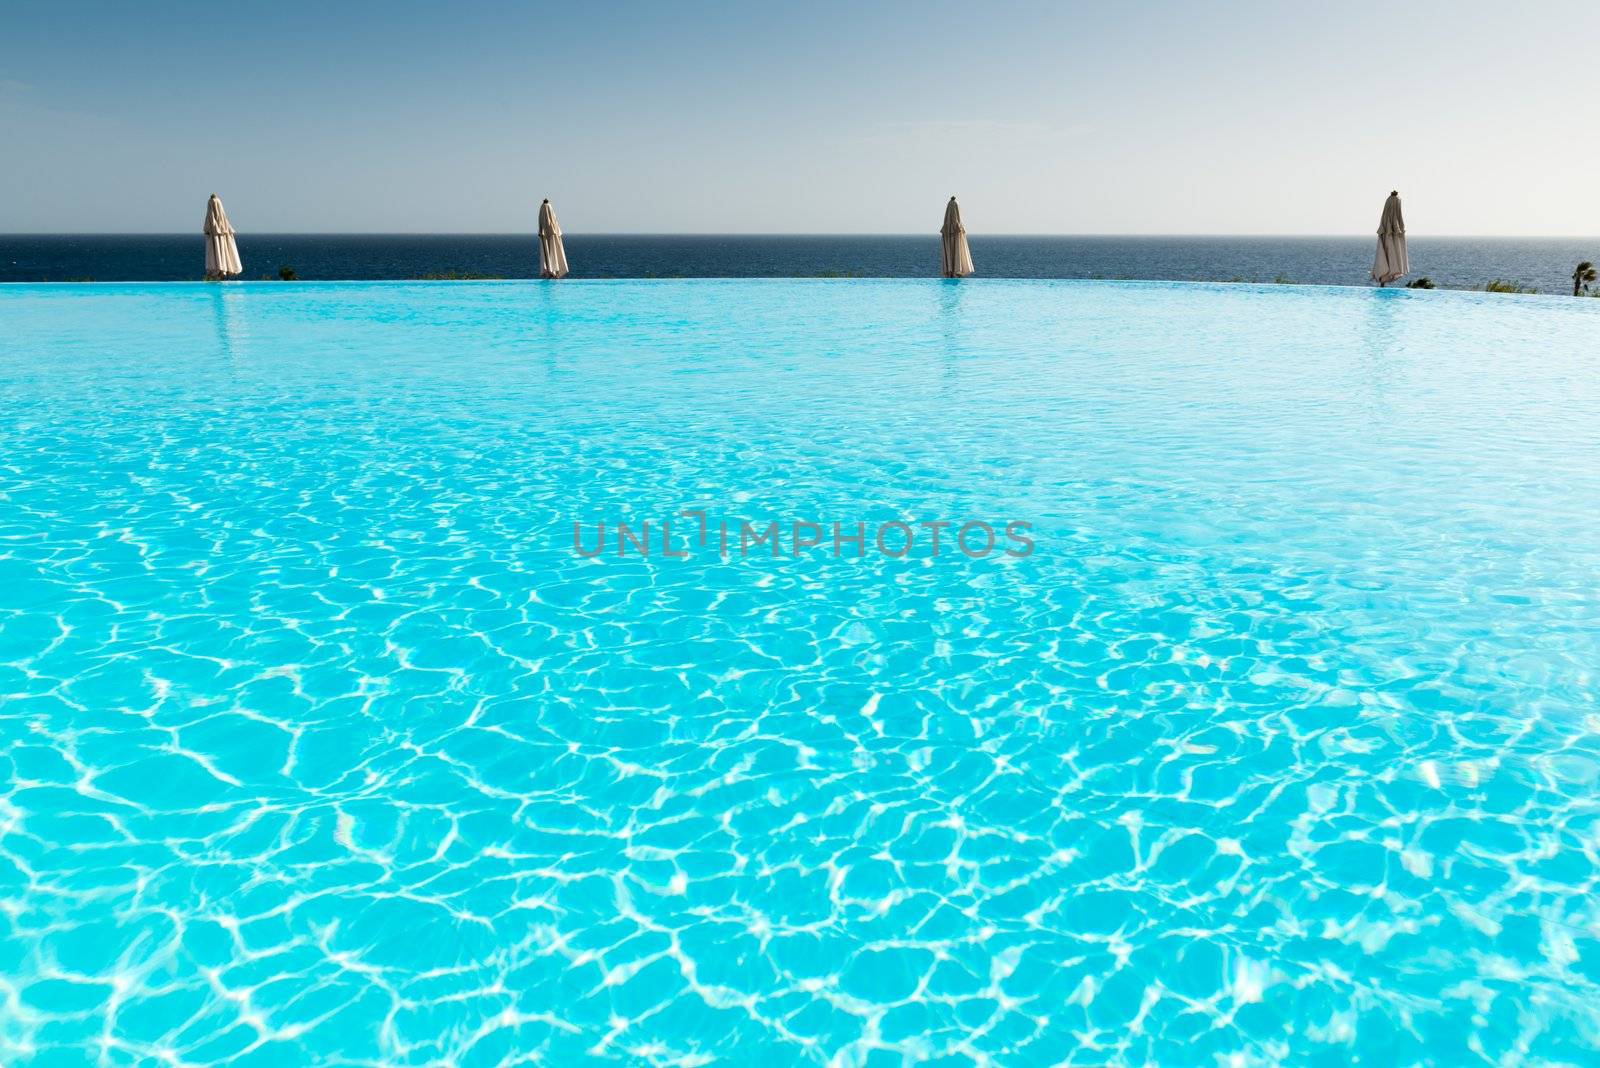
xmin=203 ymin=194 xmax=243 ymax=280
xmin=538 ymin=199 xmax=569 ymax=279
xmin=940 ymin=196 xmax=974 ymax=278
xmin=1371 ymin=191 xmax=1407 ymax=286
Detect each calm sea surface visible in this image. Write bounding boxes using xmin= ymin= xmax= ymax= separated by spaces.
xmin=4 ymin=234 xmax=1598 ymax=292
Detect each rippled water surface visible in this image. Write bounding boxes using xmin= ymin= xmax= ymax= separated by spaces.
xmin=2 ymin=280 xmax=1600 ymax=1066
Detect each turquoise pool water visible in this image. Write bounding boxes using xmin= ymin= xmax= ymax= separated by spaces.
xmin=2 ymin=280 xmax=1600 ymax=1065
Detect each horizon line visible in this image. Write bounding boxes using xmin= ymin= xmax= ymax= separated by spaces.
xmin=6 ymin=231 xmax=1600 ymax=240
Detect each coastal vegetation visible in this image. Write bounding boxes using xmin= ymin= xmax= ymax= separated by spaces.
xmin=418 ymin=271 xmax=502 ymax=280
xmin=1573 ymin=261 xmax=1596 ymax=296
xmin=1484 ymin=280 xmax=1537 ymax=294
xmin=1405 ymin=277 xmax=1435 ymax=289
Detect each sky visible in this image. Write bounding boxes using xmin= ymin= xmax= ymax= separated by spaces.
xmin=3 ymin=1 xmax=1598 ymax=235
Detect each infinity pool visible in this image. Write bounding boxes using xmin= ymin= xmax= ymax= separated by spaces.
xmin=2 ymin=280 xmax=1599 ymax=1065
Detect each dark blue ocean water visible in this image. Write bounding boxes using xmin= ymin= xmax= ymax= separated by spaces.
xmin=4 ymin=234 xmax=1598 ymax=292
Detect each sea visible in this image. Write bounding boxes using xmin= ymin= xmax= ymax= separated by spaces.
xmin=3 ymin=234 xmax=1597 ymax=293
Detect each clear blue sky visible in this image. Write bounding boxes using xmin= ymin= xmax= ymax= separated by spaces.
xmin=3 ymin=1 xmax=1597 ymax=235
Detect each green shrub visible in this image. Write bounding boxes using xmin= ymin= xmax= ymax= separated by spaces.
xmin=1405 ymin=277 xmax=1435 ymax=289
xmin=1573 ymin=261 xmax=1596 ymax=296
xmin=1483 ymin=280 xmax=1536 ymax=294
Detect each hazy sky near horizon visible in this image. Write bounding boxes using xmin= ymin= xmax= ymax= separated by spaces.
xmin=4 ymin=1 xmax=1598 ymax=235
